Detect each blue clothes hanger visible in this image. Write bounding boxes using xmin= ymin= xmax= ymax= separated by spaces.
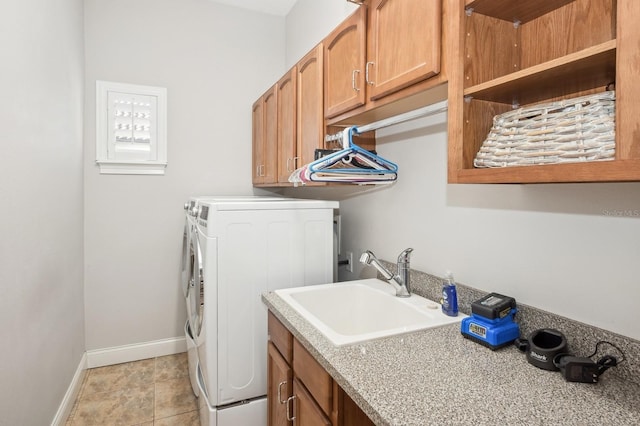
xmin=305 ymin=127 xmax=398 ymax=181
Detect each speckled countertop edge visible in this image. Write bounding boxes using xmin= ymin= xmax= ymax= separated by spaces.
xmin=263 ymin=282 xmax=640 ymax=426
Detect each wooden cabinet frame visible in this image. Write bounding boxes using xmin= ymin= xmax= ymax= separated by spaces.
xmin=252 ymin=86 xmax=278 ymax=185
xmin=448 ymin=0 xmax=640 ymax=183
xmin=267 ymin=312 xmax=373 ymax=426
xmin=325 ymin=0 xmax=448 ymax=126
xmin=254 ymin=45 xmax=326 ymax=188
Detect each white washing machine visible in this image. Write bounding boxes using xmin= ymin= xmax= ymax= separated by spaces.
xmin=183 ymin=198 xmax=203 ymax=397
xmin=192 ymin=198 xmax=338 ymax=426
xmin=181 ymin=196 xmax=301 ymax=398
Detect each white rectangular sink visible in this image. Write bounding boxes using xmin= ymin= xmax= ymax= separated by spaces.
xmin=275 ymin=279 xmax=464 ymax=346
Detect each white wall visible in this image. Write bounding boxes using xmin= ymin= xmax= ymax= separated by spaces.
xmin=285 ymin=2 xmax=640 ymax=341
xmin=0 ymin=0 xmax=85 ymax=424
xmin=285 ymin=0 xmax=357 ymax=67
xmin=83 ymin=0 xmax=285 ymax=350
xmin=338 ymin=114 xmax=640 ymax=340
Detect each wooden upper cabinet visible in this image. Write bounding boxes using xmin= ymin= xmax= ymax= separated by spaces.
xmin=297 ymin=44 xmax=325 ymax=168
xmin=251 ymin=98 xmax=264 ymax=185
xmin=252 ymin=86 xmax=278 ymax=185
xmin=367 ymin=0 xmax=442 ymax=100
xmin=252 ymin=44 xmax=326 ymax=188
xmin=323 ymin=1 xmax=444 ymax=122
xmin=277 ymin=67 xmax=297 ymax=184
xmin=324 ymin=7 xmax=367 ymax=118
xmin=262 ymin=86 xmax=278 ymax=184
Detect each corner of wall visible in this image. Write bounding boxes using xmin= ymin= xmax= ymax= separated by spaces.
xmin=51 ymin=353 xmax=88 ymax=426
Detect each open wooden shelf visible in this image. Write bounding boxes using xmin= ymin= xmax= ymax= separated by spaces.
xmin=465 ymin=0 xmax=575 ymax=24
xmin=464 ymin=40 xmax=616 ymax=106
xmin=447 ymin=0 xmax=640 ymax=184
xmin=455 ymin=160 xmax=640 ymax=184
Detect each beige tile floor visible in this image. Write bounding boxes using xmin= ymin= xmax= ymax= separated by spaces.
xmin=66 ymin=353 xmax=199 ymax=425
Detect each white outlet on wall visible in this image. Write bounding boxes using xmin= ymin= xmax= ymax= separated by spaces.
xmin=346 ymin=251 xmax=353 ymax=273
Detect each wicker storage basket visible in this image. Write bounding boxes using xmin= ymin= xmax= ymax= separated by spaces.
xmin=474 ymin=91 xmax=615 ymax=168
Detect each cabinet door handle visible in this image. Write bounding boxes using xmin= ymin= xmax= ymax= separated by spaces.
xmin=286 ymin=157 xmax=299 ymax=173
xmin=259 ymin=165 xmax=266 ymax=177
xmin=352 ymin=69 xmax=361 ymax=92
xmin=286 ymin=395 xmax=296 ymax=422
xmin=277 ymin=381 xmax=288 ymax=404
xmin=365 ymin=61 xmax=375 ymax=85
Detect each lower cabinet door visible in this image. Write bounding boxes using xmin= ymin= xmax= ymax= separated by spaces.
xmin=268 ymin=342 xmax=292 ymax=426
xmin=293 ymin=378 xmax=332 ymax=426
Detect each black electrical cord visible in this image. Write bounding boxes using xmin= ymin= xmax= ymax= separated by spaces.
xmin=553 ymin=340 xmax=626 ymax=382
xmin=587 ymin=340 xmax=626 ymax=365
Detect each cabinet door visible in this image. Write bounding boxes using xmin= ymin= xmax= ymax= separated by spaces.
xmin=367 ymin=0 xmax=442 ymax=100
xmin=251 ymin=98 xmax=264 ymax=185
xmin=297 ymin=44 xmax=325 ymax=168
xmin=293 ymin=339 xmax=332 ymax=416
xmin=277 ymin=67 xmax=297 ymax=183
xmin=252 ymin=86 xmax=278 ymax=185
xmin=293 ymin=379 xmax=331 ymax=426
xmin=268 ymin=342 xmax=292 ymax=426
xmin=324 ymin=7 xmax=367 ymax=118
xmin=268 ymin=311 xmax=293 ymax=363
xmin=263 ymin=85 xmax=278 ymax=184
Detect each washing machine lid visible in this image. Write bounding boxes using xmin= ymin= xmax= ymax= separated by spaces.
xmin=198 ymin=198 xmax=338 ymax=213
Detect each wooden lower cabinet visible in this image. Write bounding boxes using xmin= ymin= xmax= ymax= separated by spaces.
xmin=293 ymin=378 xmax=332 ymax=426
xmin=267 ymin=312 xmax=374 ymax=426
xmin=338 ymin=390 xmax=374 ymax=426
xmin=268 ymin=342 xmax=293 ymax=426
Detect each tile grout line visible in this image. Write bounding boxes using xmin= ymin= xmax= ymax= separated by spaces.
xmin=67 ymin=353 xmax=194 ymax=425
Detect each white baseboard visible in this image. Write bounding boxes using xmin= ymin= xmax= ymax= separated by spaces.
xmin=86 ymin=336 xmax=187 ymax=368
xmin=51 ymin=337 xmax=186 ymax=425
xmin=51 ymin=352 xmax=87 ymax=426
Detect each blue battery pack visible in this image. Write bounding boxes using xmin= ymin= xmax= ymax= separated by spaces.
xmin=461 ymin=309 xmax=520 ymax=350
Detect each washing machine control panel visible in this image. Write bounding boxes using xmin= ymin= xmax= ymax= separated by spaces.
xmin=199 ymin=205 xmax=209 ymax=220
xmin=197 ymin=205 xmax=209 ymax=227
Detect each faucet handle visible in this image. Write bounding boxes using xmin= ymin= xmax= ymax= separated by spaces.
xmin=397 ymin=248 xmax=414 ymax=263
xmin=359 ymin=250 xmax=375 ymax=264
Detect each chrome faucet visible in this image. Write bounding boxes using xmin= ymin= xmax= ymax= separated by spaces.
xmin=360 ymin=248 xmax=414 ymax=297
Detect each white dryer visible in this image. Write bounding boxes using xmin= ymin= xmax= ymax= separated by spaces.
xmin=192 ymin=198 xmax=338 ymax=426
xmin=181 ymin=196 xmax=297 ymax=398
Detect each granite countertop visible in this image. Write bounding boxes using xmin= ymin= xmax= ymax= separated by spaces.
xmin=263 ymin=289 xmax=640 ymax=426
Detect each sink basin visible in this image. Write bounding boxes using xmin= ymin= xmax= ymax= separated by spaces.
xmin=275 ymin=279 xmax=464 ymax=346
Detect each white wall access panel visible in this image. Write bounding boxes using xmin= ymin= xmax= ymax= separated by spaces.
xmin=96 ymin=80 xmax=167 ymax=175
